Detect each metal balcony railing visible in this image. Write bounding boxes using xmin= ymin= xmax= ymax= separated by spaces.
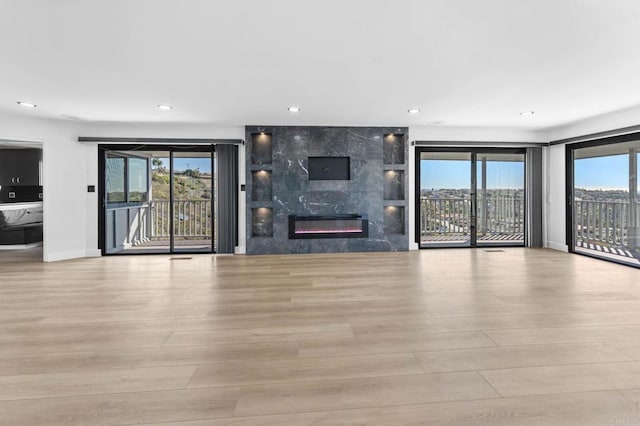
xmin=574 ymin=199 xmax=640 ymax=250
xmin=150 ymin=200 xmax=213 ymax=239
xmin=420 ymin=196 xmax=524 ymax=240
xmin=420 ymin=197 xmax=471 ymax=236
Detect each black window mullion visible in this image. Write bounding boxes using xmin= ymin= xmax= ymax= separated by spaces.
xmin=169 ymin=151 xmax=175 ymax=253
xmin=124 ymin=157 xmax=129 ymax=203
xmin=470 ymin=153 xmax=477 ymax=247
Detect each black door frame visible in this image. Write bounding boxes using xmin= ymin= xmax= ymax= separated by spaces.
xmin=415 ymin=147 xmax=527 ymax=249
xmin=98 ymin=143 xmax=216 ymax=255
xmin=565 ymin=131 xmax=640 ymax=268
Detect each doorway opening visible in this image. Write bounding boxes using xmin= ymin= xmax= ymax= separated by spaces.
xmin=416 ymin=148 xmax=526 ymax=248
xmin=0 ymin=141 xmax=44 ymax=262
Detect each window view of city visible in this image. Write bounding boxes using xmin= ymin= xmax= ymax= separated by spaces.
xmin=419 ymin=152 xmax=524 ymax=247
xmin=573 ymin=147 xmax=640 ymax=265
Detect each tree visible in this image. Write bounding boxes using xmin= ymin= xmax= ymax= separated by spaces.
xmin=152 ymin=158 xmax=168 ymax=172
xmin=184 ymin=168 xmax=201 ymax=178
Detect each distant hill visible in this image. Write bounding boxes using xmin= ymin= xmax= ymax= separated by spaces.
xmin=575 ymin=188 xmax=629 ymax=202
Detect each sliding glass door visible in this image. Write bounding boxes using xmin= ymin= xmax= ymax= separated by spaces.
xmin=417 ymin=148 xmax=525 ymax=248
xmin=568 ymin=138 xmax=640 ymax=266
xmin=102 ymin=145 xmax=215 ymax=255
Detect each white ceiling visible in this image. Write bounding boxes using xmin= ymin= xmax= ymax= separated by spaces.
xmin=1 ymin=0 xmax=639 ymax=129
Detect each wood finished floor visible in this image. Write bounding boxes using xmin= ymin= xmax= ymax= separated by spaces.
xmin=1 ymin=247 xmax=640 ymax=425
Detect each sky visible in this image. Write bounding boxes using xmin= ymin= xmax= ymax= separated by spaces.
xmin=574 ymin=154 xmax=629 ymax=190
xmin=420 ymin=160 xmax=524 ymax=190
xmin=421 ymin=154 xmax=634 ymax=192
xmin=154 ymin=157 xmax=213 ymax=173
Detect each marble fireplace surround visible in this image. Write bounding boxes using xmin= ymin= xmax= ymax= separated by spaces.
xmin=245 ymin=126 xmax=408 ymax=255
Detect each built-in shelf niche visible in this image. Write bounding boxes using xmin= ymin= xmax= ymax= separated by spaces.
xmin=251 ymin=170 xmax=272 ymax=202
xmin=384 ymin=206 xmax=405 ymax=235
xmin=383 ymin=133 xmax=405 ymax=165
xmin=252 ymin=207 xmax=273 ymax=237
xmin=383 ymin=170 xmax=405 ymax=200
xmin=251 ymin=132 xmax=273 ymax=165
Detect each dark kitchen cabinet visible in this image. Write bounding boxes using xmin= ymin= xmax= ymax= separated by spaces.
xmin=0 ymin=149 xmax=41 ymax=186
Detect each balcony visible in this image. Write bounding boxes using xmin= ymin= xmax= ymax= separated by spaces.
xmin=574 ymin=199 xmax=640 ymax=263
xmin=420 ymin=196 xmax=524 ymax=244
xmin=106 ymin=199 xmax=214 ymax=253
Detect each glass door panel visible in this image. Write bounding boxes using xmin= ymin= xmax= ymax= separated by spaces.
xmin=572 ymin=141 xmax=640 ymax=265
xmin=171 ymin=151 xmax=214 ymax=253
xmin=419 ymin=152 xmax=472 ymax=247
xmin=105 ymin=150 xmax=171 ymax=254
xmin=476 ymin=153 xmax=525 ymax=246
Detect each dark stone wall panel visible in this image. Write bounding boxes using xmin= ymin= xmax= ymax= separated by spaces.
xmin=246 ymin=126 xmax=408 ymax=254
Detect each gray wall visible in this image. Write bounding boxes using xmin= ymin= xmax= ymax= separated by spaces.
xmin=245 ymin=126 xmax=409 ymax=254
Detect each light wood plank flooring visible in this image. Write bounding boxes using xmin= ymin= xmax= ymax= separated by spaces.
xmin=1 ymin=247 xmax=640 ymax=425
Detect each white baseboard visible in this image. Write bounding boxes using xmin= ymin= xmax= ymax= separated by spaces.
xmin=409 ymin=241 xmax=419 ymax=251
xmin=234 ymin=246 xmax=246 ymax=254
xmin=44 ymin=249 xmax=89 ymax=262
xmin=546 ymin=241 xmax=569 ymax=252
xmin=85 ymin=249 xmax=102 ymax=257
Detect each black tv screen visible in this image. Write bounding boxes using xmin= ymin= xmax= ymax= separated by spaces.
xmin=308 ymin=157 xmax=350 ymax=180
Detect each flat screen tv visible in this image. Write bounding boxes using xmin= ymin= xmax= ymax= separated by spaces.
xmin=308 ymin=156 xmax=350 ymax=180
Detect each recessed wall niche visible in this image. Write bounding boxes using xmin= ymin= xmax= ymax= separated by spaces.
xmin=383 ymin=133 xmax=405 ymax=165
xmin=251 ymin=132 xmax=272 ymax=165
xmin=251 ymin=207 xmax=273 ymax=237
xmin=251 ymin=170 xmax=272 ymax=202
xmin=384 ymin=206 xmax=405 ymax=234
xmin=383 ymin=170 xmax=405 ymax=200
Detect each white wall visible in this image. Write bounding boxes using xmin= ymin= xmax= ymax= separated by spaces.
xmin=409 ymin=126 xmax=549 ymax=144
xmin=547 ymin=104 xmax=640 ymax=142
xmin=0 ymin=111 xmax=88 ymax=261
xmin=544 ymin=144 xmax=567 ymax=251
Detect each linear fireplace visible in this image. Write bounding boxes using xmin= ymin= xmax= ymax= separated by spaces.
xmin=289 ymin=214 xmax=369 ymax=239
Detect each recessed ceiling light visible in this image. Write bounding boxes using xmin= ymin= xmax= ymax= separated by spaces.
xmin=157 ymin=104 xmax=173 ymax=111
xmin=408 ymin=108 xmax=421 ymax=114
xmin=17 ymin=101 xmax=37 ymax=108
xmin=288 ymin=106 xmax=301 ymax=112
xmin=520 ymin=111 xmax=535 ymax=116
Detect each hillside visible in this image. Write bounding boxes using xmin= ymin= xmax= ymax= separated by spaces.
xmin=151 ymin=170 xmax=213 ymax=200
